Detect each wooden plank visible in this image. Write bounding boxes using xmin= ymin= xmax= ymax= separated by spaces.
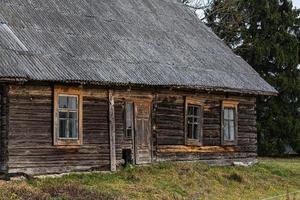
xmin=157 ymin=145 xmax=236 ymax=153
xmin=108 ymin=90 xmax=116 ymax=171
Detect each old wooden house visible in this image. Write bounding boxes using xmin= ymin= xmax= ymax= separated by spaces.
xmin=0 ymin=0 xmax=277 ymax=176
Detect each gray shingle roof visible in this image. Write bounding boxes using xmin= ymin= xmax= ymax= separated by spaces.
xmin=0 ymin=0 xmax=277 ymax=95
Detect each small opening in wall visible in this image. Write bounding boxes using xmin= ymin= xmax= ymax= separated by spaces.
xmin=122 ymin=149 xmax=133 ymax=166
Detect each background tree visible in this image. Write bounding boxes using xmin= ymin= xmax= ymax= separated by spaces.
xmin=185 ymin=0 xmax=300 ymax=155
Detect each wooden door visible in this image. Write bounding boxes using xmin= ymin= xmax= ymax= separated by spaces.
xmin=134 ymin=101 xmax=152 ymax=164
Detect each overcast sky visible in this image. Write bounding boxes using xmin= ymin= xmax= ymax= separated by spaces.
xmin=293 ymin=0 xmax=300 ymax=8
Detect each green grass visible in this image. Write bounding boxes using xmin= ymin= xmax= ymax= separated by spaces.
xmin=0 ymin=158 xmax=299 ymax=200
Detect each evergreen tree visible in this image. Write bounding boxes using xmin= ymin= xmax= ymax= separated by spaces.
xmin=206 ymin=0 xmax=300 ymax=155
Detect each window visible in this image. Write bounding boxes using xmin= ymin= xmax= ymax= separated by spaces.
xmin=185 ymin=97 xmax=203 ymax=146
xmin=187 ymin=105 xmax=201 ymax=140
xmin=222 ymin=101 xmax=238 ymax=145
xmin=54 ymin=86 xmax=83 ymax=146
xmin=125 ymin=102 xmax=134 ymax=138
xmin=58 ymin=95 xmax=78 ymax=139
xmin=223 ymin=108 xmax=235 ymax=141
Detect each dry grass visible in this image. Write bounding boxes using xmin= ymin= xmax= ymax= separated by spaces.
xmin=0 ymin=158 xmax=299 ymax=200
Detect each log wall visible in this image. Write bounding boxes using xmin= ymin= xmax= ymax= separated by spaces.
xmin=154 ymin=93 xmax=257 ymax=164
xmin=6 ymin=85 xmax=111 ymax=175
xmin=0 ymin=86 xmax=8 ymax=173
xmin=154 ymin=95 xmax=185 ymax=145
xmin=203 ymin=99 xmax=222 ymax=146
xmin=2 ymin=84 xmax=258 ymax=175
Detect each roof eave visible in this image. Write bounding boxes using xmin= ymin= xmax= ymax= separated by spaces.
xmin=0 ymin=78 xmax=278 ymax=96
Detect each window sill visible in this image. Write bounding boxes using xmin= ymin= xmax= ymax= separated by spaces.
xmin=222 ymin=140 xmax=237 ymax=146
xmin=54 ymin=139 xmax=83 ymax=147
xmin=186 ymin=139 xmax=202 ymax=146
xmin=54 ymin=145 xmax=82 ymax=150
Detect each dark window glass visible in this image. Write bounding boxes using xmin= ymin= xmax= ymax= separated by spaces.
xmin=69 ymin=118 xmax=78 ymax=138
xmin=58 ymin=95 xmax=78 ymax=139
xmin=59 ymin=112 xmax=67 ymax=119
xmin=125 ymin=102 xmax=134 ymax=138
xmin=187 ymin=105 xmax=201 ymax=140
xmin=188 ymin=123 xmax=193 ymax=139
xmin=59 ymin=119 xmax=67 ymax=138
xmin=223 ymin=108 xmax=235 ymax=141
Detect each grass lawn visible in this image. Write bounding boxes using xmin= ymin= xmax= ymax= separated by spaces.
xmin=0 ymin=158 xmax=299 ymax=200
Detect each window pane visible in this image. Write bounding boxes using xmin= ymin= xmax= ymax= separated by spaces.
xmin=68 ymin=96 xmax=78 ymax=109
xmin=125 ymin=103 xmax=133 ymax=137
xmin=194 ymin=117 xmax=198 ymax=123
xmin=223 ymin=107 xmax=236 ymax=141
xmin=224 ymin=120 xmax=229 ymax=140
xmin=59 ymin=119 xmax=67 ymax=138
xmin=59 ymin=112 xmax=67 ymax=119
xmin=126 ymin=128 xmax=132 ymax=137
xmin=69 ymin=119 xmax=78 ymax=138
xmin=228 ymin=109 xmax=234 ymax=120
xmin=57 ymin=94 xmax=80 ymax=141
xmin=194 ymin=106 xmax=200 ymax=116
xmin=188 ymin=124 xmax=193 ymax=139
xmin=69 ymin=112 xmax=77 ymax=120
xmin=229 ymin=121 xmax=235 ymax=140
xmin=193 ymin=124 xmax=198 ymax=139
xmin=187 ymin=105 xmax=201 ymax=140
xmin=224 ymin=108 xmax=229 ymax=120
xmin=59 ymin=96 xmax=68 ymax=108
xmin=188 ymin=117 xmax=193 ymax=124
xmin=126 ymin=103 xmax=133 ymax=129
xmin=188 ymin=106 xmax=193 ymax=115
